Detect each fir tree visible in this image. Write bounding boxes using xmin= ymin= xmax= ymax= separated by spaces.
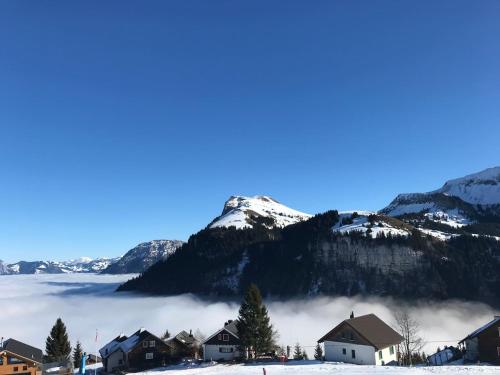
xmin=314 ymin=343 xmax=323 ymax=360
xmin=73 ymin=341 xmax=83 ymax=369
xmin=293 ymin=343 xmax=303 ymax=360
xmin=46 ymin=318 xmax=72 ymax=363
xmin=237 ymin=284 xmax=275 ymax=358
xmin=302 ymin=349 xmax=309 ymax=360
xmin=161 ymin=330 xmax=171 ymax=340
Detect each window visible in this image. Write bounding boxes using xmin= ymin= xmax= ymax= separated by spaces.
xmin=8 ymin=357 xmax=23 ymax=364
xmin=379 ymin=351 xmax=383 ymax=360
xmin=222 ymin=334 xmax=229 ymax=342
xmin=145 ymin=353 xmax=154 ymax=360
xmin=218 ymin=334 xmax=222 ymax=340
xmin=13 ymin=367 xmax=18 ymax=372
xmin=349 ymin=332 xmax=354 ymax=341
xmin=497 ymin=347 xmax=500 ymax=358
xmin=23 ymin=366 xmax=27 ymax=371
xmin=219 ymin=347 xmax=233 ymax=353
xmin=341 ymin=332 xmax=345 ymax=339
xmin=149 ymin=340 xmax=155 ymax=347
xmin=351 ymin=350 xmax=356 ymax=359
xmin=142 ymin=341 xmax=148 ymax=348
xmin=390 ymin=346 xmax=394 ymax=355
xmin=118 ymin=360 xmax=123 ymax=365
xmin=342 ymin=348 xmax=346 ymax=355
xmin=0 ymin=357 xmax=3 ymax=365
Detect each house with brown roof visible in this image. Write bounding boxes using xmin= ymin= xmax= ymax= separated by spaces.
xmin=458 ymin=315 xmax=500 ymax=364
xmin=99 ymin=329 xmax=172 ymax=373
xmin=0 ymin=338 xmax=43 ymax=375
xmin=317 ymin=313 xmax=403 ymax=365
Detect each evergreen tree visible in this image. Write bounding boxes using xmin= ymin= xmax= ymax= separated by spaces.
xmin=314 ymin=343 xmax=323 ymax=360
xmin=237 ymin=284 xmax=275 ymax=358
xmin=293 ymin=343 xmax=302 ymax=360
xmin=73 ymin=341 xmax=83 ymax=369
xmin=302 ymin=349 xmax=309 ymax=360
xmin=161 ymin=330 xmax=171 ymax=340
xmin=46 ymin=318 xmax=72 ymax=363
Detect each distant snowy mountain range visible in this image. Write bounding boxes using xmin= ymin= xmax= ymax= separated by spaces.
xmin=101 ymin=240 xmax=184 ymax=274
xmin=0 ymin=257 xmax=119 ymax=275
xmin=0 ymin=240 xmax=184 ymax=276
xmin=3 ymin=167 xmax=500 ymax=279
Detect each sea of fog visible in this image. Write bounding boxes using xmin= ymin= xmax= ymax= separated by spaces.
xmin=0 ymin=273 xmax=496 ymax=357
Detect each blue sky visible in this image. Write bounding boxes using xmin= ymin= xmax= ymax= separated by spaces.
xmin=1 ymin=0 xmax=499 ymax=262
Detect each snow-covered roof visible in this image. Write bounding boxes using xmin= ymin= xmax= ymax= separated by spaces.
xmin=459 ymin=316 xmax=500 ymax=343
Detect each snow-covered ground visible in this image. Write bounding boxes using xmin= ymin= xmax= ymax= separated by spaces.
xmin=133 ymin=361 xmax=499 ymax=375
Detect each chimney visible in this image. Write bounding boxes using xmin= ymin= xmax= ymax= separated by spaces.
xmin=350 ymin=311 xmax=354 ymax=319
xmin=189 ymin=330 xmax=193 ymax=337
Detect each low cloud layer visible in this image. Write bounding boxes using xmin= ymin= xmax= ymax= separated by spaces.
xmin=0 ymin=274 xmax=496 ymax=357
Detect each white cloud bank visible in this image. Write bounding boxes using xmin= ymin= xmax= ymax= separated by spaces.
xmin=0 ymin=274 xmax=497 ymax=357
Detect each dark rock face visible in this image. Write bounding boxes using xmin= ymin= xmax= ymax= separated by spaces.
xmin=117 ymin=211 xmax=500 ymax=307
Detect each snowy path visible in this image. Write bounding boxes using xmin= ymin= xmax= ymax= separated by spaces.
xmin=135 ymin=362 xmax=500 ymax=375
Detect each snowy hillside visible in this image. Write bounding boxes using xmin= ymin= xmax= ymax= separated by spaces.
xmin=436 ymin=166 xmax=500 ymax=205
xmin=209 ymin=195 xmax=311 ymax=230
xmin=380 ymin=167 xmax=500 ymax=226
xmin=333 ymin=211 xmax=412 ymax=238
xmin=0 ymin=257 xmax=119 ymax=275
xmin=101 ymin=240 xmax=184 ymax=274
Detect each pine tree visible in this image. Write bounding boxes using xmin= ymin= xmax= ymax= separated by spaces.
xmin=46 ymin=318 xmax=72 ymax=363
xmin=237 ymin=284 xmax=275 ymax=358
xmin=73 ymin=341 xmax=83 ymax=369
xmin=302 ymin=349 xmax=309 ymax=360
xmin=314 ymin=343 xmax=323 ymax=360
xmin=293 ymin=343 xmax=302 ymax=360
xmin=161 ymin=330 xmax=171 ymax=340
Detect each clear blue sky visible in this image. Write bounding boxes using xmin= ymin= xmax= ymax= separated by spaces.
xmin=1 ymin=1 xmax=499 ymax=262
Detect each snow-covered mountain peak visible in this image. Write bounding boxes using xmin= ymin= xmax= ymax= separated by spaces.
xmin=436 ymin=166 xmax=500 ymax=205
xmin=210 ymin=195 xmax=312 ymax=230
xmin=101 ymin=239 xmax=184 ymax=274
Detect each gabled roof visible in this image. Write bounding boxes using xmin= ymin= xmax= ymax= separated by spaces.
xmin=172 ymin=331 xmax=197 ymax=346
xmin=99 ymin=333 xmax=128 ymax=358
xmin=203 ymin=320 xmax=239 ymax=344
xmin=100 ymin=329 xmax=166 ymax=358
xmin=459 ymin=316 xmax=500 ymax=343
xmin=0 ymin=338 xmax=43 ymax=363
xmin=318 ymin=314 xmax=403 ymax=350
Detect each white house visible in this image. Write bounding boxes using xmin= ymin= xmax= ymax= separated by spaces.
xmin=318 ymin=313 xmax=403 ymax=365
xmin=202 ymin=320 xmax=241 ymax=362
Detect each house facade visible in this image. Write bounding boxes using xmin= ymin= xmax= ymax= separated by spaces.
xmin=168 ymin=330 xmax=200 ymax=360
xmin=99 ymin=329 xmax=172 ymax=372
xmin=0 ymin=339 xmax=43 ymax=375
xmin=459 ymin=316 xmax=500 ymax=364
xmin=203 ymin=320 xmax=241 ymax=362
xmin=318 ymin=314 xmax=403 ymax=365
